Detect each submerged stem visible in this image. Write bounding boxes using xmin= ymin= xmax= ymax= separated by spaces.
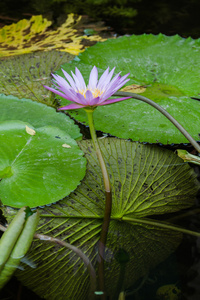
xmin=114 ymin=91 xmax=200 ymax=153
xmin=85 ymin=108 xmax=112 ymax=298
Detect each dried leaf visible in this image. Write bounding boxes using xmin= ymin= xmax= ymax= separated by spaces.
xmin=62 ymin=143 xmax=71 ymax=148
xmin=121 ymin=84 xmax=146 ymax=93
xmin=25 ymin=125 xmax=36 ymax=136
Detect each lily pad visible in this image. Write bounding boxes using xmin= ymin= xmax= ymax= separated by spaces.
xmin=0 ymin=120 xmax=86 ymax=208
xmin=56 ymin=34 xmax=200 ymax=144
xmin=0 ymin=94 xmax=81 ymax=140
xmin=0 ymin=50 xmax=74 ymax=105
xmin=2 ymin=138 xmax=198 ymax=299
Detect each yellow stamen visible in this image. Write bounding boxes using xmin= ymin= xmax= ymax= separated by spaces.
xmin=78 ymin=88 xmax=104 ymax=98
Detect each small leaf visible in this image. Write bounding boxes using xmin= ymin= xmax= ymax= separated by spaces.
xmin=177 ymin=149 xmax=200 ymax=165
xmin=25 ymin=125 xmax=36 ymax=136
xmin=62 ymin=143 xmax=71 ymax=148
xmin=121 ymin=84 xmax=146 ymax=93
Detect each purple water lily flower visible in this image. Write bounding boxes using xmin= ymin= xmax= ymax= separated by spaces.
xmin=44 ymin=66 xmax=131 ymax=110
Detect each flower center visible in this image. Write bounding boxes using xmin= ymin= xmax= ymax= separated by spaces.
xmin=78 ymin=88 xmax=104 ymax=98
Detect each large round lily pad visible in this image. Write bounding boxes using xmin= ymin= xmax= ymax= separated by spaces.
xmin=2 ymin=138 xmax=199 ymax=299
xmin=0 ymin=121 xmax=86 ymax=208
xmin=56 ymin=34 xmax=200 ymax=144
xmin=0 ymin=94 xmax=81 ymax=140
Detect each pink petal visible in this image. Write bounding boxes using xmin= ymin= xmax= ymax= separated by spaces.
xmin=85 ymin=90 xmax=94 ymax=102
xmin=117 ymin=73 xmax=130 ymax=86
xmin=52 ymin=73 xmax=71 ymax=89
xmin=98 ymin=97 xmax=131 ymax=106
xmin=107 ymin=72 xmax=121 ymax=87
xmin=58 ymin=103 xmax=84 ymax=110
xmin=97 ymin=67 xmax=110 ymax=90
xmin=88 ymin=96 xmax=100 ymax=106
xmin=88 ymin=66 xmax=98 ymax=89
xmin=43 ymin=85 xmax=76 ymax=101
xmin=71 ymin=71 xmax=81 ymax=89
xmin=76 ymin=93 xmax=88 ymax=105
xmin=61 ymin=69 xmax=76 ymax=89
xmin=75 ymin=67 xmax=87 ymax=90
xmin=103 ymin=67 xmax=116 ymax=86
xmin=100 ymin=78 xmax=130 ymax=102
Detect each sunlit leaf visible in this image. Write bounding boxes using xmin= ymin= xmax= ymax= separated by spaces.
xmin=0 ymin=14 xmax=107 ymax=57
xmin=2 ymin=138 xmax=198 ymax=299
xmin=0 ymin=94 xmax=81 ymax=140
xmin=56 ymin=34 xmax=200 ymax=144
xmin=0 ymin=121 xmax=86 ymax=207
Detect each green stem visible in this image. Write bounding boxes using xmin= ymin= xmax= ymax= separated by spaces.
xmin=35 ymin=233 xmax=96 ymax=299
xmin=114 ymin=91 xmax=200 ymax=153
xmin=85 ymin=108 xmax=112 ymax=298
xmin=123 ymin=216 xmax=200 ymax=237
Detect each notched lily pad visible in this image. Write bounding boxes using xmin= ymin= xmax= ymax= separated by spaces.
xmin=0 ymin=94 xmax=81 ymax=140
xmin=2 ymin=138 xmax=199 ymax=299
xmin=0 ymin=120 xmax=86 ymax=208
xmin=56 ymin=34 xmax=200 ymax=144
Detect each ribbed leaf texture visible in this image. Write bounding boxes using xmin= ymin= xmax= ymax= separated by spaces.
xmin=2 ymin=138 xmax=199 ymax=299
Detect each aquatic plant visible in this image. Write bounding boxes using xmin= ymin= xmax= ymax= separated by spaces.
xmin=1 ymin=35 xmax=200 ymax=300
xmin=44 ymin=66 xmax=131 ymax=110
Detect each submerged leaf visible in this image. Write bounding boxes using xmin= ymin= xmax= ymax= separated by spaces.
xmin=56 ymin=34 xmax=200 ymax=144
xmin=2 ymin=138 xmax=198 ymax=299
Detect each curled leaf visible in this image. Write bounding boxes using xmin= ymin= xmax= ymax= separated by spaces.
xmin=177 ymin=149 xmax=200 ymax=166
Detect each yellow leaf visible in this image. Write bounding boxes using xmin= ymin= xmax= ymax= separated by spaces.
xmin=0 ymin=14 xmax=109 ymax=57
xmin=121 ymin=84 xmax=146 ymax=93
xmin=25 ymin=125 xmax=36 ymax=136
xmin=62 ymin=144 xmax=71 ymax=148
xmin=176 ymin=149 xmax=200 ymax=166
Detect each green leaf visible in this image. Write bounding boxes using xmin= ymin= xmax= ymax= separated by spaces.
xmin=2 ymin=138 xmax=198 ymax=299
xmin=0 ymin=50 xmax=74 ymax=105
xmin=56 ymin=34 xmax=200 ymax=144
xmin=0 ymin=120 xmax=86 ymax=208
xmin=0 ymin=94 xmax=81 ymax=140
